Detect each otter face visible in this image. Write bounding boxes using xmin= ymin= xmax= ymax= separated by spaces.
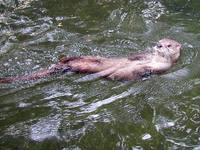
xmin=154 ymin=38 xmax=182 ymax=63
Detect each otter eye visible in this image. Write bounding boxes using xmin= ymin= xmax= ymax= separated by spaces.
xmin=167 ymin=44 xmax=171 ymax=48
xmin=157 ymin=44 xmax=162 ymax=48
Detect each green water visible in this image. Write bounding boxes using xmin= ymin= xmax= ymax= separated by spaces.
xmin=0 ymin=0 xmax=200 ymax=149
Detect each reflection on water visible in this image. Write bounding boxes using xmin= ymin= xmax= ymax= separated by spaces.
xmin=0 ymin=0 xmax=200 ymax=149
xmin=30 ymin=114 xmax=61 ymax=141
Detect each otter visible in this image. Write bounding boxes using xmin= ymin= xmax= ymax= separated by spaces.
xmin=0 ymin=39 xmax=181 ymax=83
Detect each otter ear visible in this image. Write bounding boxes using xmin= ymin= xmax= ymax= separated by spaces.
xmin=176 ymin=44 xmax=181 ymax=49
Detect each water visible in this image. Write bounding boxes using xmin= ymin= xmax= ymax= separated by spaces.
xmin=0 ymin=0 xmax=200 ymax=149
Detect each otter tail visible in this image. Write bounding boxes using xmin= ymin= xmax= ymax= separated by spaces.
xmin=0 ymin=77 xmax=15 ymax=83
xmin=0 ymin=64 xmax=71 ymax=84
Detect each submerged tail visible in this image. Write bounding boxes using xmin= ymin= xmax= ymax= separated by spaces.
xmin=0 ymin=64 xmax=71 ymax=84
xmin=0 ymin=77 xmax=15 ymax=83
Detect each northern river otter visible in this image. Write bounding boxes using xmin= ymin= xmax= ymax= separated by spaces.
xmin=0 ymin=39 xmax=181 ymax=83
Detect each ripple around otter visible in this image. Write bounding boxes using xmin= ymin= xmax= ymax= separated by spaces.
xmin=0 ymin=0 xmax=200 ymax=149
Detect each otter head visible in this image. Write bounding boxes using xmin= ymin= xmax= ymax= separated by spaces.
xmin=154 ymin=38 xmax=182 ymax=63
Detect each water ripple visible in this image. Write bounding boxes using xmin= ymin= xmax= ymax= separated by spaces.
xmin=80 ymin=87 xmax=140 ymax=114
xmin=30 ymin=114 xmax=61 ymax=141
xmin=0 ymin=0 xmax=200 ymax=149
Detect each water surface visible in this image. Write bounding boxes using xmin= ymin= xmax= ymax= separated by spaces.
xmin=0 ymin=0 xmax=200 ymax=149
